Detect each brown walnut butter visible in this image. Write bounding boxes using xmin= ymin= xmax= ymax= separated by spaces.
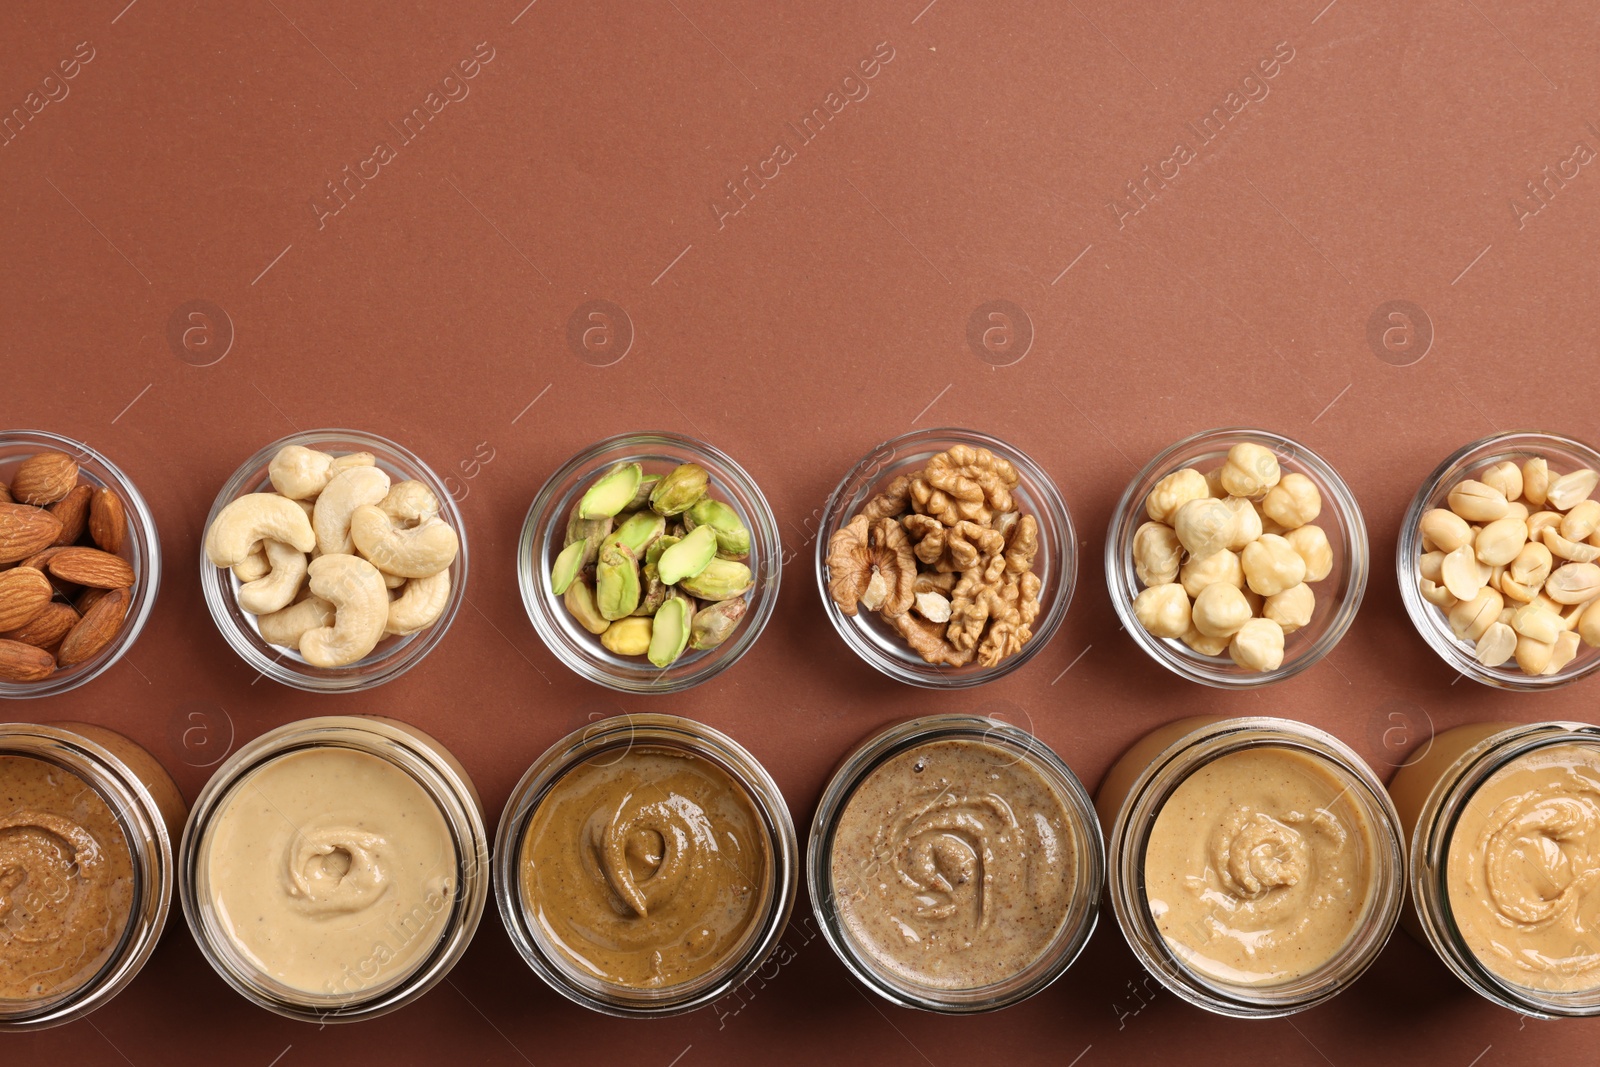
xmin=1448 ymin=743 xmax=1600 ymax=992
xmin=829 ymin=739 xmax=1077 ymax=990
xmin=0 ymin=755 xmax=134 ymax=1002
xmin=520 ymin=747 xmax=768 ymax=989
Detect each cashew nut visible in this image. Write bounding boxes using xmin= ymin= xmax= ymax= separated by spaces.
xmin=378 ymin=480 xmax=441 ymax=526
xmin=232 ymin=541 xmax=270 ymax=583
xmin=205 ymin=493 xmax=317 ymax=567
xmin=386 ymin=569 xmax=451 ymax=635
xmin=268 ymin=447 xmax=377 ymax=500
xmin=349 ymin=505 xmax=459 ymax=578
xmin=237 ymin=539 xmax=309 ymax=614
xmin=256 ymin=595 xmax=336 ymax=649
xmin=312 ymin=466 xmax=391 ymax=557
xmin=298 ymin=554 xmax=389 ymax=667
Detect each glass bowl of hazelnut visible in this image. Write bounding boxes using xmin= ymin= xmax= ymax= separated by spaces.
xmin=1398 ymin=431 xmax=1600 ymax=690
xmin=1106 ymin=428 xmax=1368 ymax=688
xmin=816 ymin=428 xmax=1075 ymax=688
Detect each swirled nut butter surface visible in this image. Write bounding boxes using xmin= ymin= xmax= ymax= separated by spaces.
xmin=520 ymin=746 xmax=768 ymax=989
xmin=829 ymin=739 xmax=1078 ymax=990
xmin=205 ymin=748 xmax=456 ymax=996
xmin=0 ymin=756 xmax=134 ymax=1002
xmin=1448 ymin=743 xmax=1600 ymax=991
xmin=1145 ymin=747 xmax=1375 ymax=985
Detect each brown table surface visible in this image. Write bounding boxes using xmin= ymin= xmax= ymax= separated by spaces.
xmin=4 ymin=0 xmax=1598 ymax=1062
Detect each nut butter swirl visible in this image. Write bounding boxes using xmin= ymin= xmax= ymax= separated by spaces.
xmin=520 ymin=747 xmax=768 ymax=989
xmin=0 ymin=756 xmax=134 ymax=1002
xmin=1449 ymin=744 xmax=1600 ymax=990
xmin=830 ymin=739 xmax=1078 ymax=991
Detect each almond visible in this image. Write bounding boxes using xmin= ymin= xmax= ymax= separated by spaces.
xmin=49 ymin=485 xmax=93 ymax=546
xmin=0 ymin=567 xmax=53 ymax=631
xmin=89 ymin=488 xmax=128 ymax=554
xmin=47 ymin=547 xmax=135 ymax=590
xmin=0 ymin=482 xmax=10 ymax=504
xmin=57 ymin=586 xmax=129 ymax=667
xmin=0 ymin=503 xmax=63 ymax=564
xmin=0 ymin=639 xmax=55 ymax=682
xmin=1 ymin=602 xmax=79 ymax=649
xmin=75 ymin=586 xmax=110 ymax=614
xmin=11 ymin=452 xmax=78 ymax=506
xmin=18 ymin=545 xmax=69 ymax=572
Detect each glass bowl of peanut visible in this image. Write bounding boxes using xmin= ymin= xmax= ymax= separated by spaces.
xmin=1399 ymin=431 xmax=1600 ymax=690
xmin=1107 ymin=428 xmax=1368 ymax=688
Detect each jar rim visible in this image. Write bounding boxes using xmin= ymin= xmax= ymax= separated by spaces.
xmin=493 ymin=713 xmax=798 ymax=1017
xmin=1395 ymin=430 xmax=1600 ymax=691
xmin=198 ymin=429 xmax=469 ymax=693
xmin=517 ymin=432 xmax=781 ymax=694
xmin=179 ymin=715 xmax=489 ymax=1023
xmin=1105 ymin=716 xmax=1404 ymax=1017
xmin=814 ymin=427 xmax=1077 ymax=689
xmin=1105 ymin=427 xmax=1369 ymax=688
xmin=1408 ymin=720 xmax=1600 ymax=1016
xmin=0 ymin=430 xmax=161 ymax=700
xmin=807 ymin=713 xmax=1104 ymax=1013
xmin=0 ymin=723 xmax=174 ymax=1030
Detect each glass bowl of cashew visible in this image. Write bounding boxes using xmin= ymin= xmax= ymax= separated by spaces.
xmin=1107 ymin=428 xmax=1368 ymax=688
xmin=199 ymin=430 xmax=468 ymax=692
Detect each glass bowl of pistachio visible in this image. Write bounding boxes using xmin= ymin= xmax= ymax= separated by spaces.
xmin=519 ymin=432 xmax=780 ymax=693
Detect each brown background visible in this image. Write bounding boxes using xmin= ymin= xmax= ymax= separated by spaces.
xmin=3 ymin=0 xmax=1599 ymax=1062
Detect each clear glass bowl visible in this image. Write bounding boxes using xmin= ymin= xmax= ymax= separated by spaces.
xmin=0 ymin=430 xmax=160 ymax=699
xmin=1100 ymin=716 xmax=1404 ymax=1018
xmin=0 ymin=722 xmax=183 ymax=1029
xmin=199 ymin=430 xmax=467 ymax=692
xmin=808 ymin=714 xmax=1104 ymax=1013
xmin=179 ymin=715 xmax=489 ymax=1023
xmin=494 ymin=714 xmax=798 ymax=1017
xmin=1397 ymin=431 xmax=1600 ymax=690
xmin=518 ymin=432 xmax=779 ymax=693
xmin=1106 ymin=427 xmax=1368 ymax=688
xmin=815 ymin=428 xmax=1074 ymax=688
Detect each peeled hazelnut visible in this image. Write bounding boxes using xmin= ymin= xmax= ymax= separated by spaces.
xmin=1285 ymin=525 xmax=1333 ymax=583
xmin=1447 ymin=480 xmax=1509 ymax=523
xmin=1264 ymin=582 xmax=1315 ymax=634
xmin=1173 ymin=498 xmax=1235 ymax=560
xmin=1242 ymin=534 xmax=1307 ymax=597
xmin=1146 ymin=468 xmax=1210 ymax=525
xmin=1181 ymin=624 xmax=1232 ymax=657
xmin=1222 ymin=497 xmax=1263 ymax=551
xmin=1192 ymin=582 xmax=1252 ymax=639
xmin=1133 ymin=521 xmax=1183 ymax=586
xmin=1219 ymin=443 xmax=1281 ymax=498
xmin=1229 ymin=617 xmax=1285 ymax=672
xmin=1260 ymin=473 xmax=1321 ymax=530
xmin=1180 ymin=549 xmax=1243 ymax=600
xmin=1133 ymin=583 xmax=1191 ymax=639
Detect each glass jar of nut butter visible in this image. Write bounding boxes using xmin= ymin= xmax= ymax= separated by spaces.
xmin=811 ymin=714 xmax=1103 ymax=1012
xmin=180 ymin=716 xmax=489 ymax=1022
xmin=0 ymin=721 xmax=186 ymax=1030
xmin=1099 ymin=716 xmax=1405 ymax=1017
xmin=496 ymin=714 xmax=797 ymax=1017
xmin=1390 ymin=720 xmax=1600 ymax=1016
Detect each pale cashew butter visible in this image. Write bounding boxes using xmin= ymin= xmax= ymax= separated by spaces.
xmin=1144 ymin=747 xmax=1377 ymax=985
xmin=1447 ymin=743 xmax=1600 ymax=992
xmin=204 ymin=747 xmax=456 ymax=996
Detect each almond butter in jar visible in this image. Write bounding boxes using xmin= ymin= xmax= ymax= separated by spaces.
xmin=1099 ymin=716 xmax=1405 ymax=1017
xmin=0 ymin=722 xmax=185 ymax=1030
xmin=1390 ymin=720 xmax=1600 ymax=1016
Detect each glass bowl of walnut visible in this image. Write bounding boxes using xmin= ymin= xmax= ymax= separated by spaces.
xmin=816 ymin=428 xmax=1074 ymax=688
xmin=1107 ymin=428 xmax=1368 ymax=688
xmin=1398 ymin=431 xmax=1600 ymax=690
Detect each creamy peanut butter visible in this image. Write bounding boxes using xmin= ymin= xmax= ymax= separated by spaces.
xmin=520 ymin=746 xmax=768 ymax=989
xmin=1447 ymin=742 xmax=1600 ymax=992
xmin=204 ymin=747 xmax=456 ymax=997
xmin=0 ymin=756 xmax=134 ymax=1003
xmin=829 ymin=738 xmax=1078 ymax=991
xmin=1145 ymin=746 xmax=1377 ymax=985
